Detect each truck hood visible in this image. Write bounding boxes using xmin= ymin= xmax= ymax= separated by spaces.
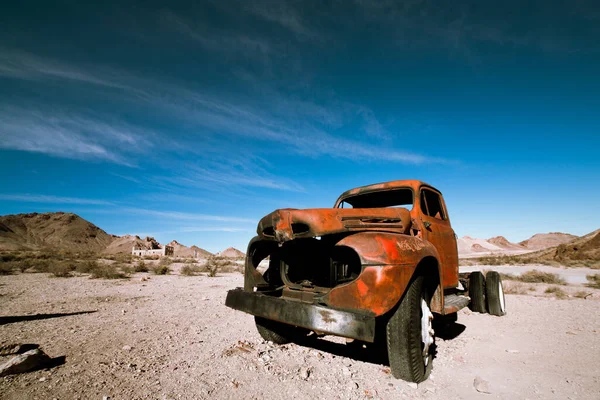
xmin=257 ymin=207 xmax=411 ymax=243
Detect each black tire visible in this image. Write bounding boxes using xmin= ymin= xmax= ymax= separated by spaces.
xmin=485 ymin=271 xmax=506 ymax=316
xmin=386 ymin=275 xmax=434 ymax=383
xmin=468 ymin=271 xmax=486 ymax=313
xmin=255 ymin=317 xmax=308 ymax=344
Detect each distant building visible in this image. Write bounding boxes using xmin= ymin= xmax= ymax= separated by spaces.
xmin=132 ymin=245 xmax=174 ymax=257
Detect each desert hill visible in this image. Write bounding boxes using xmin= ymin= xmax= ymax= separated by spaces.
xmin=104 ymin=235 xmax=161 ymax=255
xmin=532 ymin=229 xmax=600 ymax=263
xmin=217 ymin=247 xmax=245 ymax=258
xmin=519 ymin=232 xmax=578 ymax=250
xmin=488 ymin=236 xmax=525 ymax=250
xmin=167 ymin=240 xmax=213 ymax=258
xmin=0 ymin=212 xmax=113 ymax=252
xmin=0 ymin=212 xmax=215 ymax=257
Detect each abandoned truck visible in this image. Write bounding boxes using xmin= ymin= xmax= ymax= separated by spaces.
xmin=226 ymin=180 xmax=505 ymax=383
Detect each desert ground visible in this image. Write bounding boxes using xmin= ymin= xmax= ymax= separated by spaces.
xmin=1 ymin=263 xmax=599 ymax=400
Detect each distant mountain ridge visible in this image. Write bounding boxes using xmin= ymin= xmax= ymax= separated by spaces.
xmin=0 ymin=212 xmax=212 ymax=256
xmin=458 ymin=232 xmax=579 ymax=256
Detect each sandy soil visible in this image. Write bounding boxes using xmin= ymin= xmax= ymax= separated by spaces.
xmin=1 ymin=270 xmax=599 ymax=400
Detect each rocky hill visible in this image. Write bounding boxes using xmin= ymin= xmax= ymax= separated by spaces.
xmin=0 ymin=212 xmax=113 ymax=252
xmin=217 ymin=247 xmax=245 ymax=258
xmin=487 ymin=236 xmax=525 ymax=250
xmin=533 ymin=229 xmax=600 ymax=263
xmin=167 ymin=240 xmax=213 ymax=258
xmin=519 ymin=232 xmax=578 ymax=250
xmin=104 ymin=235 xmax=162 ymax=255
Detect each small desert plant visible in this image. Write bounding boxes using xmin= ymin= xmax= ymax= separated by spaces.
xmin=119 ymin=264 xmax=134 ymax=275
xmin=544 ymin=286 xmax=568 ymax=299
xmin=586 ymin=274 xmax=600 ymax=289
xmin=151 ymin=264 xmax=170 ymax=275
xmin=503 ymin=282 xmax=528 ymax=295
xmin=205 ymin=257 xmax=219 ymax=277
xmin=501 ymin=270 xmax=567 ymax=285
xmin=134 ymin=260 xmax=149 ymax=272
xmin=574 ymin=290 xmax=592 ymax=299
xmin=48 ymin=262 xmax=76 ymax=278
xmin=76 ymin=260 xmax=100 ymax=274
xmin=0 ymin=263 xmax=14 ymax=275
xmin=183 ymin=258 xmax=197 ymax=264
xmin=159 ymin=257 xmax=173 ymax=267
xmin=90 ymin=264 xmax=127 ymax=279
xmin=181 ymin=263 xmax=202 ymax=276
xmin=143 ymin=255 xmax=160 ymax=260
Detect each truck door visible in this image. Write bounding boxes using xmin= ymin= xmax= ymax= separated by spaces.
xmin=419 ymin=188 xmax=459 ymax=289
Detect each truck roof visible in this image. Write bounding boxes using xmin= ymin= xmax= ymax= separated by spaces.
xmin=336 ymin=179 xmax=439 ymax=202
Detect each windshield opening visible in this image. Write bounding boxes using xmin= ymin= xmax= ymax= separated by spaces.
xmin=338 ymin=188 xmax=413 ymax=210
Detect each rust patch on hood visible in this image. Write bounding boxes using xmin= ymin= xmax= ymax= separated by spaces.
xmin=257 ymin=208 xmax=411 ymax=243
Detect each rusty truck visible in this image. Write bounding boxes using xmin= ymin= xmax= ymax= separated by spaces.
xmin=226 ymin=179 xmax=505 ymax=383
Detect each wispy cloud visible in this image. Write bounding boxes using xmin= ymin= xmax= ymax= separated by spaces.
xmin=0 ymin=194 xmax=115 ymax=206
xmin=0 ymin=49 xmax=445 ymax=166
xmin=246 ymin=1 xmax=319 ymax=40
xmin=0 ymin=104 xmax=153 ymax=166
xmin=120 ymin=207 xmax=255 ymax=223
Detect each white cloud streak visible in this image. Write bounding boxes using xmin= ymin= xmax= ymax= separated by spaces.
xmin=0 ymin=194 xmax=115 ymax=206
xmin=119 ymin=207 xmax=255 ymax=223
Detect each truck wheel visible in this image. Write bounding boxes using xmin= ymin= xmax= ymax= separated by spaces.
xmin=386 ymin=275 xmax=434 ymax=383
xmin=468 ymin=271 xmax=486 ymax=313
xmin=485 ymin=271 xmax=506 ymax=316
xmin=254 ymin=317 xmax=302 ymax=344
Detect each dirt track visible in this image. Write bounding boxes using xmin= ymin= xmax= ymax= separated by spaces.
xmin=1 ymin=270 xmax=599 ymax=399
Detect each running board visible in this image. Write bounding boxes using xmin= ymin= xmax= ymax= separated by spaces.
xmin=443 ymin=294 xmax=470 ymax=314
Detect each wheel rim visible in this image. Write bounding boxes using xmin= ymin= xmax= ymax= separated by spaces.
xmin=420 ymin=297 xmax=434 ymax=366
xmin=499 ymin=281 xmax=505 ymax=313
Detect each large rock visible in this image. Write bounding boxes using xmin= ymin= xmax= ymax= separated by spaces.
xmin=0 ymin=349 xmax=51 ymax=376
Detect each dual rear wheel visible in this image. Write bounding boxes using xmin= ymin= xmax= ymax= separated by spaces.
xmin=469 ymin=271 xmax=506 ymax=316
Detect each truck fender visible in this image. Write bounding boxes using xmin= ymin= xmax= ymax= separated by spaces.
xmin=323 ymin=232 xmax=443 ymax=316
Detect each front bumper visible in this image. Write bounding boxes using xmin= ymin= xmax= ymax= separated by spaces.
xmin=225 ymin=288 xmax=376 ymax=342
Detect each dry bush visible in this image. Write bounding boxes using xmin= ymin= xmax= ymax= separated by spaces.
xmin=544 ymin=286 xmax=568 ymax=299
xmin=159 ymin=257 xmax=173 ymax=267
xmin=76 ymin=260 xmax=100 ymax=274
xmin=134 ymin=260 xmax=149 ymax=272
xmin=90 ymin=264 xmax=127 ymax=279
xmin=503 ymin=281 xmax=528 ymax=295
xmin=181 ymin=263 xmax=202 ymax=276
xmin=151 ymin=264 xmax=170 ymax=275
xmin=48 ymin=262 xmax=76 ymax=278
xmin=204 ymin=257 xmax=219 ymax=277
xmin=586 ymin=274 xmax=600 ymax=289
xmin=501 ymin=270 xmax=566 ymax=285
xmin=183 ymin=258 xmax=197 ymax=264
xmin=143 ymin=255 xmax=160 ymax=260
xmin=0 ymin=263 xmax=14 ymax=275
xmin=118 ymin=263 xmax=134 ymax=275
xmin=574 ymin=291 xmax=592 ymax=299
xmin=105 ymin=253 xmax=134 ymax=263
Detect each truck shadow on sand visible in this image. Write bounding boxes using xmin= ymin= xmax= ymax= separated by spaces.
xmin=0 ymin=310 xmax=97 ymax=326
xmin=292 ymin=320 xmax=466 ymax=367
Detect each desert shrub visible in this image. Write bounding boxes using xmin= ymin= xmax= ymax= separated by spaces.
xmin=500 ymin=270 xmax=566 ymax=285
xmin=119 ymin=264 xmax=134 ymax=274
xmin=183 ymin=258 xmax=197 ymax=264
xmin=48 ymin=262 xmax=76 ymax=278
xmin=181 ymin=264 xmax=202 ymax=276
xmin=90 ymin=264 xmax=127 ymax=279
xmin=151 ymin=264 xmax=170 ymax=275
xmin=205 ymin=257 xmax=219 ymax=277
xmin=143 ymin=255 xmax=160 ymax=260
xmin=544 ymin=286 xmax=567 ymax=299
xmin=159 ymin=257 xmax=173 ymax=267
xmin=31 ymin=259 xmax=51 ymax=273
xmin=586 ymin=274 xmax=600 ymax=289
xmin=0 ymin=263 xmax=14 ymax=275
xmin=105 ymin=253 xmax=134 ymax=263
xmin=134 ymin=260 xmax=149 ymax=272
xmin=574 ymin=290 xmax=592 ymax=299
xmin=503 ymin=281 xmax=528 ymax=295
xmin=76 ymin=260 xmax=100 ymax=274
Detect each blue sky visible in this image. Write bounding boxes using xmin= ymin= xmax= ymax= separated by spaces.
xmin=1 ymin=1 xmax=599 ymax=252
